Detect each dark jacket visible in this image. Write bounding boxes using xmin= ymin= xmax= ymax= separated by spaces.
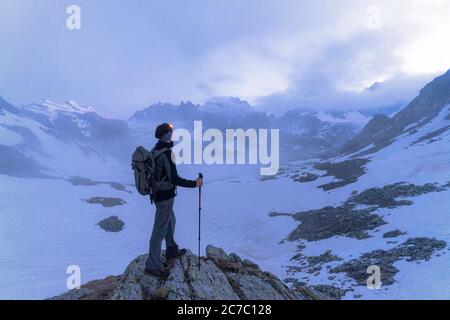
xmin=153 ymin=140 xmax=196 ymax=202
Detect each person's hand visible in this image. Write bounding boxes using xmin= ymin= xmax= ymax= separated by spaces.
xmin=196 ymin=178 xmax=203 ymax=188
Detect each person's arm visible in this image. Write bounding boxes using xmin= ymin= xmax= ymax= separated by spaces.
xmin=166 ymin=151 xmax=197 ymax=188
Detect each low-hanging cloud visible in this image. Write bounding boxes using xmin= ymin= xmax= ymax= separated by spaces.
xmin=1 ymin=0 xmax=450 ymax=117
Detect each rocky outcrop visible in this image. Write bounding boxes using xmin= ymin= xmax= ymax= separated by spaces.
xmin=51 ymin=245 xmax=329 ymax=300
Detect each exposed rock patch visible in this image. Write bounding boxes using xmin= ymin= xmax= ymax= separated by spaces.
xmin=410 ymin=125 xmax=450 ymax=145
xmin=68 ymin=176 xmax=131 ymax=193
xmin=288 ymin=250 xmax=343 ymax=275
xmin=330 ymin=238 xmax=446 ymax=286
xmin=286 ymin=205 xmax=385 ymax=241
xmin=293 ymin=172 xmax=319 ymax=183
xmin=50 ymin=276 xmax=121 ymax=300
xmin=347 ymin=182 xmax=446 ymax=208
xmin=314 ymin=158 xmax=370 ymax=191
xmin=383 ymin=230 xmax=406 ymax=238
xmin=310 ymin=285 xmax=349 ymax=300
xmin=85 ymin=197 xmax=126 ymax=207
xmin=97 ymin=216 xmax=125 ymax=232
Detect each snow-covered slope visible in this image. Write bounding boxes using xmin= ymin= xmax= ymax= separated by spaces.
xmin=0 ymin=99 xmax=132 ymax=180
xmin=263 ymin=70 xmax=450 ymax=299
xmin=1 ymin=66 xmax=449 ymax=300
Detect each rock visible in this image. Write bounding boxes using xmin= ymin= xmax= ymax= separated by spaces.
xmin=314 ymin=159 xmax=370 ymax=191
xmin=52 ymin=245 xmax=327 ymax=300
xmin=97 ymin=216 xmax=125 ymax=232
xmin=85 ymin=197 xmax=126 ymax=207
xmin=383 ymin=230 xmax=406 ymax=238
xmin=311 ymin=285 xmax=349 ymax=300
xmin=287 ymin=205 xmax=385 ymax=241
xmin=307 ymin=250 xmax=342 ymax=266
xmin=347 ymin=182 xmax=445 ymax=208
xmin=67 ymin=176 xmax=130 ymax=193
xmin=49 ymin=276 xmax=121 ymax=300
xmin=330 ymin=237 xmax=446 ymax=286
xmin=293 ymin=172 xmax=319 ymax=183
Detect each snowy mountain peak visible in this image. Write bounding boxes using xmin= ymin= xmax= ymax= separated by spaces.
xmin=19 ymin=99 xmax=98 ymax=121
xmin=37 ymin=99 xmax=96 ymax=114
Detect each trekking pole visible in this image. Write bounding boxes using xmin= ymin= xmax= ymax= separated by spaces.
xmin=198 ymin=173 xmax=203 ymax=270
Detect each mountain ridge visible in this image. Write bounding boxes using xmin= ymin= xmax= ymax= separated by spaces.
xmin=343 ymin=68 xmax=450 ymax=155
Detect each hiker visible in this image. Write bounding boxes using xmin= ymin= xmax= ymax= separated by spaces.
xmin=144 ymin=123 xmax=203 ymax=279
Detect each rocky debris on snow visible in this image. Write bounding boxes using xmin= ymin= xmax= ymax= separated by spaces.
xmin=286 ymin=204 xmax=385 ymax=241
xmin=383 ymin=230 xmax=407 ymax=238
xmin=51 ymin=245 xmax=330 ymax=300
xmin=307 ymin=250 xmax=343 ymax=266
xmin=84 ymin=197 xmax=126 ymax=207
xmin=347 ymin=182 xmax=446 ymax=208
xmin=330 ymin=237 xmax=446 ymax=286
xmin=68 ymin=176 xmax=131 ymax=193
xmin=310 ymin=285 xmax=349 ymax=300
xmin=293 ymin=172 xmax=319 ymax=183
xmin=314 ymin=158 xmax=370 ymax=191
xmin=268 ymin=211 xmax=292 ymax=218
xmin=97 ymin=216 xmax=125 ymax=232
xmin=288 ymin=250 xmax=343 ymax=275
xmin=410 ymin=125 xmax=450 ymax=146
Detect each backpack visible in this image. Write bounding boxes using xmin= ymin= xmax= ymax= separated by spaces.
xmin=131 ymin=146 xmax=174 ymax=202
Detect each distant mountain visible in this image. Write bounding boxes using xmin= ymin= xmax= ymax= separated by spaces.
xmin=343 ymin=69 xmax=450 ymax=156
xmin=0 ymin=98 xmax=133 ymax=180
xmin=128 ymin=99 xmax=371 ymax=161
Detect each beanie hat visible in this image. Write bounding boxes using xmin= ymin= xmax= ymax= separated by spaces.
xmin=155 ymin=123 xmax=173 ymax=139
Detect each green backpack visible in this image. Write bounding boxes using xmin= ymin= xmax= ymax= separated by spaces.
xmin=131 ymin=146 xmax=173 ymax=201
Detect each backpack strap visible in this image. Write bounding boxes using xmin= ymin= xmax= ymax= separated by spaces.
xmin=151 ymin=148 xmax=173 ymax=186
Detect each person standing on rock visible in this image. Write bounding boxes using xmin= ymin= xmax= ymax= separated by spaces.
xmin=145 ymin=123 xmax=203 ymax=279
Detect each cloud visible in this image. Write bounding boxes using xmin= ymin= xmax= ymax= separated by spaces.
xmin=191 ymin=0 xmax=450 ymax=113
xmin=1 ymin=0 xmax=450 ymax=117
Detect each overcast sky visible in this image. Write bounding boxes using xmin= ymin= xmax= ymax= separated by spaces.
xmin=1 ymin=0 xmax=450 ymax=118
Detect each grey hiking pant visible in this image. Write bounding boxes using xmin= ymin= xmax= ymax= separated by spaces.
xmin=146 ymin=197 xmax=177 ymax=270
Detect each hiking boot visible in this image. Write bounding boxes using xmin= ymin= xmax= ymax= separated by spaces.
xmin=144 ymin=267 xmax=170 ymax=280
xmin=166 ymin=245 xmax=187 ymax=260
xmin=166 ymin=248 xmax=186 ymax=261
